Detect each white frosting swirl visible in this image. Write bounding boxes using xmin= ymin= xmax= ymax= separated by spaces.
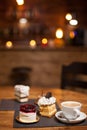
xmin=38 ymin=96 xmax=56 ymax=106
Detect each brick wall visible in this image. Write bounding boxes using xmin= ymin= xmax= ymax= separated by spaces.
xmin=0 ymin=47 xmax=87 ymax=87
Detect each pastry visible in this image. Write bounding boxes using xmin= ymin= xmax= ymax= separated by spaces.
xmin=14 ymin=85 xmax=30 ymax=102
xmin=19 ymin=104 xmax=36 ymax=122
xmin=37 ymin=92 xmax=57 ymax=117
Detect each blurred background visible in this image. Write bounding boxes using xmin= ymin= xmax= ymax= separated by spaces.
xmin=0 ymin=0 xmax=87 ymax=48
xmin=0 ymin=0 xmax=87 ymax=89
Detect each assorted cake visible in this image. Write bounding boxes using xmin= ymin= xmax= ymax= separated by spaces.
xmin=14 ymin=85 xmax=30 ymax=102
xmin=37 ymin=92 xmax=57 ymax=117
xmin=19 ymin=104 xmax=36 ymax=122
xmin=15 ymin=90 xmax=57 ymax=123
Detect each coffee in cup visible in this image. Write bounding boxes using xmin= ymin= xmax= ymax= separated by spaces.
xmin=61 ymin=101 xmax=82 ymax=120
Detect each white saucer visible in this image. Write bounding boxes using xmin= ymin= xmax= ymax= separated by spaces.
xmin=55 ymin=111 xmax=87 ymax=124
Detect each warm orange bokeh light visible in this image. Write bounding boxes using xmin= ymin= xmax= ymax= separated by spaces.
xmin=42 ymin=38 xmax=48 ymax=45
xmin=69 ymin=19 xmax=78 ymax=26
xmin=69 ymin=31 xmax=75 ymax=39
xmin=65 ymin=13 xmax=72 ymax=21
xmin=54 ymin=38 xmax=65 ymax=47
xmin=56 ymin=28 xmax=63 ymax=39
xmin=16 ymin=0 xmax=24 ymax=5
xmin=29 ymin=40 xmax=36 ymax=48
xmin=6 ymin=41 xmax=13 ymax=48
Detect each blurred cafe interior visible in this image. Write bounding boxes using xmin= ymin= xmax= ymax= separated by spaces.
xmin=1 ymin=1 xmax=87 ymax=130
xmin=0 ymin=0 xmax=87 ymax=92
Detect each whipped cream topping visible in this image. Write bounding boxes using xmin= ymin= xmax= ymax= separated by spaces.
xmin=14 ymin=85 xmax=30 ymax=96
xmin=38 ymin=96 xmax=56 ymax=106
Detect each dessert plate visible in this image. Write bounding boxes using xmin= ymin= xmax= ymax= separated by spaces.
xmin=55 ymin=111 xmax=87 ymax=124
xmin=16 ymin=116 xmax=40 ymax=123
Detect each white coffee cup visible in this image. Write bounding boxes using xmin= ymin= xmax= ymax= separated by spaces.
xmin=61 ymin=101 xmax=82 ymax=120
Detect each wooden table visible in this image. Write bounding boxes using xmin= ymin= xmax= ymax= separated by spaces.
xmin=0 ymin=86 xmax=87 ymax=130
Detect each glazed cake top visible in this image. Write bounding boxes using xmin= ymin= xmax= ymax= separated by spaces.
xmin=20 ymin=104 xmax=36 ymax=113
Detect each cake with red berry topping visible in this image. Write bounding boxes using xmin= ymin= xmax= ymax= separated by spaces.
xmin=37 ymin=92 xmax=57 ymax=117
xmin=19 ymin=104 xmax=36 ymax=122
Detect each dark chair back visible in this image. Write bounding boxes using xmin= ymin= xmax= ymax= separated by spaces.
xmin=61 ymin=62 xmax=87 ymax=89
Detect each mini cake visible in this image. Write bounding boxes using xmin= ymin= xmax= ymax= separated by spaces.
xmin=14 ymin=85 xmax=30 ymax=102
xmin=19 ymin=104 xmax=36 ymax=122
xmin=37 ymin=92 xmax=57 ymax=117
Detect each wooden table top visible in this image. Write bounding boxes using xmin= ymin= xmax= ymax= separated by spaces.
xmin=0 ymin=86 xmax=87 ymax=130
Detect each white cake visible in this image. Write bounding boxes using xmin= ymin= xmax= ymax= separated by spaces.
xmin=37 ymin=92 xmax=57 ymax=117
xmin=19 ymin=104 xmax=36 ymax=122
xmin=14 ymin=85 xmax=30 ymax=102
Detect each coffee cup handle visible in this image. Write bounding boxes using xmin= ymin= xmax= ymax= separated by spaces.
xmin=74 ymin=108 xmax=80 ymax=117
